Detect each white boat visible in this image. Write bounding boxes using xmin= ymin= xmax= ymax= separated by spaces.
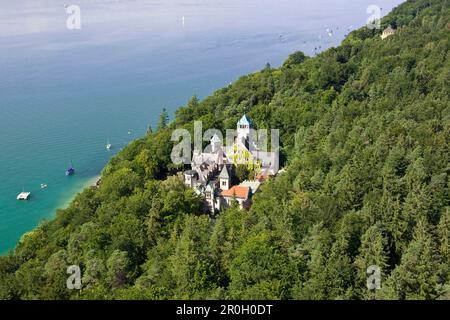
xmin=106 ymin=140 xmax=112 ymax=150
xmin=41 ymin=183 xmax=48 ymax=189
xmin=17 ymin=192 xmax=31 ymax=201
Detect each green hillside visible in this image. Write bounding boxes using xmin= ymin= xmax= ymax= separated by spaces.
xmin=1 ymin=0 xmax=449 ymax=300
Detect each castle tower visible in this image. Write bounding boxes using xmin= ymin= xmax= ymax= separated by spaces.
xmin=184 ymin=170 xmax=196 ymax=187
xmin=205 ymin=183 xmax=216 ymax=213
xmin=211 ymin=134 xmax=222 ymax=153
xmin=219 ymin=165 xmax=230 ymax=191
xmin=237 ymin=114 xmax=252 ymax=142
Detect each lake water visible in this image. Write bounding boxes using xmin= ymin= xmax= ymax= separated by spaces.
xmin=0 ymin=0 xmax=404 ymax=254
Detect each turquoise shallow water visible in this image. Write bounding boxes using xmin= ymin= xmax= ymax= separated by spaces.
xmin=0 ymin=0 xmax=404 ymax=254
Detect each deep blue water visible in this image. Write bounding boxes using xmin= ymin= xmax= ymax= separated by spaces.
xmin=0 ymin=0 xmax=404 ymax=254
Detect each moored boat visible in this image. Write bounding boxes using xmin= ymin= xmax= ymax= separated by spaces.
xmin=66 ymin=161 xmax=75 ymax=176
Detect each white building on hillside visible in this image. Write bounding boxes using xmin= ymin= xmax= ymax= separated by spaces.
xmin=381 ymin=26 xmax=396 ymax=39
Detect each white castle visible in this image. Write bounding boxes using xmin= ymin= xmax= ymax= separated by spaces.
xmin=184 ymin=115 xmax=279 ymax=213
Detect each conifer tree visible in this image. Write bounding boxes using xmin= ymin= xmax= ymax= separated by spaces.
xmin=157 ymin=108 xmax=169 ymax=130
xmin=354 ymin=223 xmax=390 ymax=299
xmin=381 ymin=218 xmax=441 ymax=299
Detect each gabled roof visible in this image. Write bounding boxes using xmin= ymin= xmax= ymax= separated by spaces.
xmin=211 ymin=134 xmax=221 ymax=143
xmin=219 ymin=165 xmax=229 ymax=179
xmin=238 ymin=114 xmax=252 ymax=127
xmin=192 ymin=152 xmax=218 ymax=166
xmin=239 ymin=180 xmax=261 ymax=194
xmin=221 ymin=186 xmax=250 ymax=200
xmin=205 ymin=183 xmax=215 ymax=193
xmin=194 ymin=186 xmax=204 ymax=195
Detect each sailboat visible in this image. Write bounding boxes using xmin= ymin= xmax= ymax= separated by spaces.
xmin=17 ymin=186 xmax=31 ymax=200
xmin=65 ymin=161 xmax=75 ymax=176
xmin=106 ymin=139 xmax=112 ymax=150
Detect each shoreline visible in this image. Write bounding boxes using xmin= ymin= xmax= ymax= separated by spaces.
xmin=55 ymin=175 xmax=100 ymax=211
xmin=0 ymin=175 xmax=101 ymax=256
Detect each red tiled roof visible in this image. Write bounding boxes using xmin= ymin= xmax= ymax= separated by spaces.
xmin=221 ymin=186 xmax=250 ymax=200
xmin=256 ymin=174 xmax=267 ymax=182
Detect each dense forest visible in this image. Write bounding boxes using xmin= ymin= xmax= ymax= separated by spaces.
xmin=0 ymin=0 xmax=449 ymax=300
